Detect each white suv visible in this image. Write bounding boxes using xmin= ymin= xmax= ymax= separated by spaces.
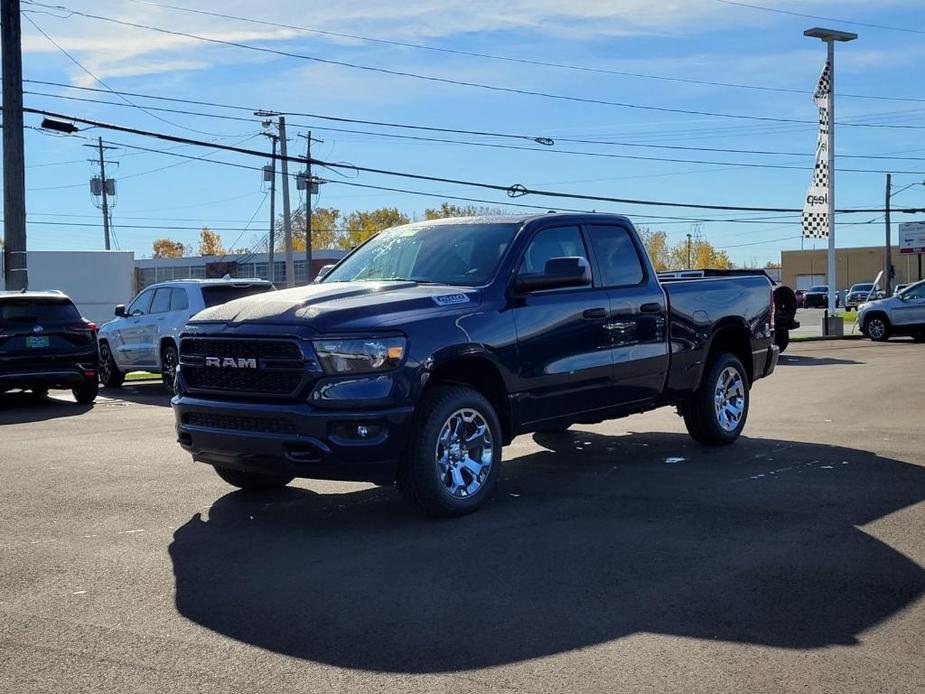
xmin=97 ymin=278 xmax=274 ymax=393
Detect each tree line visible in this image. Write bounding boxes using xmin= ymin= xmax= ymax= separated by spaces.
xmin=151 ymin=203 xmax=734 ymax=270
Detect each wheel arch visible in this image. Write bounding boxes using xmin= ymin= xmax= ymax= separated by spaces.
xmin=703 ymin=321 xmax=754 ymax=387
xmin=419 ymin=351 xmax=513 ymax=445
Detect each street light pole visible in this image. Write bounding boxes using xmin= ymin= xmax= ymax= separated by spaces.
xmin=804 ymin=27 xmax=857 ymax=315
xmin=885 ymin=174 xmax=892 ymax=294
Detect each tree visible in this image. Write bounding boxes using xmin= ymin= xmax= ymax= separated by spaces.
xmin=289 ymin=207 xmax=342 ymax=251
xmin=198 ymin=227 xmax=225 ymax=256
xmin=340 ymin=207 xmax=410 ymax=250
xmin=637 ymin=227 xmax=671 ymax=271
xmin=152 ymin=238 xmax=186 ymax=258
xmin=423 ymin=202 xmax=506 ymax=219
xmin=670 ymin=237 xmax=732 ymax=270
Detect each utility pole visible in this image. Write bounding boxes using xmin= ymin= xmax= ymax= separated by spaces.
xmin=686 ymin=233 xmax=693 ymax=268
xmin=2 ymin=0 xmax=27 ymax=290
xmin=266 ymin=134 xmax=277 ymax=284
xmin=97 ymin=138 xmax=112 ymax=250
xmin=298 ymin=131 xmax=323 ymax=284
xmin=278 ymin=116 xmax=294 ymax=288
xmin=884 ymin=173 xmax=892 ymax=294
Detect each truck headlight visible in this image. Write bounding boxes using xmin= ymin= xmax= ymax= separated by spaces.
xmin=312 ymin=337 xmax=406 ymax=374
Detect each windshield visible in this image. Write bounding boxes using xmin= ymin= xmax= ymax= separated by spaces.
xmin=0 ymin=298 xmax=80 ymax=323
xmin=851 ymin=284 xmax=873 ymax=292
xmin=323 ymin=222 xmax=519 ymax=286
xmin=808 ymin=286 xmax=827 ymax=292
xmin=201 ymin=284 xmax=273 ymax=308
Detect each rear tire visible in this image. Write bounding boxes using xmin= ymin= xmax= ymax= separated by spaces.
xmin=864 ymin=314 xmax=891 ymax=342
xmin=213 ymin=465 xmax=293 ymax=491
xmin=161 ymin=343 xmax=178 ymax=395
xmin=398 ymin=385 xmax=502 ymax=517
xmin=72 ymin=380 xmax=98 ymax=404
xmin=99 ymin=342 xmax=125 ymax=388
xmin=683 ymin=352 xmax=749 ymax=446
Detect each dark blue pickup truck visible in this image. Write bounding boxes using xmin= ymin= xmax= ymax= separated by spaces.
xmin=173 ymin=214 xmax=778 ymax=516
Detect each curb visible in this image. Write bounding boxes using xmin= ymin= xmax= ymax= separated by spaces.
xmin=791 ymin=334 xmax=865 ymax=342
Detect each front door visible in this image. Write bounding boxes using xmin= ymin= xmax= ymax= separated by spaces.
xmin=585 ymin=223 xmax=670 ymax=407
xmin=115 ymin=288 xmax=156 ymax=368
xmin=893 ymin=282 xmax=925 ymax=327
xmin=512 ymin=225 xmax=615 ymax=425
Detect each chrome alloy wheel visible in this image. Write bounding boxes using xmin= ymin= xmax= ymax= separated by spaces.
xmin=435 ymin=408 xmax=493 ymax=498
xmin=867 ymin=317 xmax=886 ymax=340
xmin=714 ymin=366 xmax=746 ymax=432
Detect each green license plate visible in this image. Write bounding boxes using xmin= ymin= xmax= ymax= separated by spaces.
xmin=26 ymin=336 xmax=50 ymax=348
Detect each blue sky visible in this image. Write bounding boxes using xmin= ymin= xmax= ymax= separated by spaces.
xmin=16 ymin=0 xmax=925 ymax=264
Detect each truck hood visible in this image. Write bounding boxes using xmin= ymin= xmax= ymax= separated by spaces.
xmin=188 ymin=281 xmax=483 ymax=332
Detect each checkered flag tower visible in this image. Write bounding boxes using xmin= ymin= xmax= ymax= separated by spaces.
xmin=802 ymin=59 xmax=831 ymax=239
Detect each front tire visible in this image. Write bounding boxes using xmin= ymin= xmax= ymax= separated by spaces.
xmin=864 ymin=314 xmax=891 ymax=342
xmin=72 ymin=380 xmax=98 ymax=404
xmin=399 ymin=385 xmax=502 ymax=517
xmin=161 ymin=342 xmax=178 ymax=395
xmin=213 ymin=465 xmax=293 ymax=491
xmin=683 ymin=353 xmax=749 ymax=446
xmin=99 ymin=342 xmax=125 ymax=388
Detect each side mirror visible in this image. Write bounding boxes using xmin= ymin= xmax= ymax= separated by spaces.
xmin=515 ymin=256 xmax=592 ymax=294
xmin=314 ymin=264 xmax=335 ymax=283
xmin=114 ymin=304 xmax=126 ymax=317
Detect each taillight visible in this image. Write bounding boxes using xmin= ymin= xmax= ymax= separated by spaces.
xmin=68 ymin=322 xmax=97 ymax=332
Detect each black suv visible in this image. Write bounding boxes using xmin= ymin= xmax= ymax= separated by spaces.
xmin=0 ymin=291 xmax=100 ymax=403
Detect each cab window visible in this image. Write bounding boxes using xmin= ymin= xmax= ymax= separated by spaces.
xmin=587 ymin=226 xmax=645 ymax=287
xmin=519 ymin=226 xmax=589 ymax=277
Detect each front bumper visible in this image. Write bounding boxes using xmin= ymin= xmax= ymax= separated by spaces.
xmin=172 ymin=394 xmax=413 ymax=485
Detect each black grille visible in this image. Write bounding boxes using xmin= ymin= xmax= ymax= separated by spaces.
xmin=181 ymin=337 xmax=301 ymax=360
xmin=182 ymin=412 xmax=296 ymax=435
xmin=180 ymin=337 xmax=305 ymax=395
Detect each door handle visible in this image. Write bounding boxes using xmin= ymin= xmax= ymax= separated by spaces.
xmin=582 ymin=307 xmax=608 ymax=319
xmin=640 ymin=302 xmax=662 ymax=313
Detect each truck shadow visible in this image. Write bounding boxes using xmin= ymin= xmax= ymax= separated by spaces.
xmin=169 ymin=432 xmax=925 ymax=673
xmin=99 ymin=381 xmax=173 ymax=407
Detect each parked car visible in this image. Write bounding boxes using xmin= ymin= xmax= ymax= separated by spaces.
xmin=803 ymin=285 xmax=839 ymax=309
xmin=97 ymin=278 xmax=274 ymax=394
xmin=858 ymin=279 xmax=925 ymax=342
xmin=0 ymin=290 xmax=99 ymax=403
xmin=172 ymin=213 xmax=778 ymax=516
xmin=845 ymin=283 xmax=884 ymax=311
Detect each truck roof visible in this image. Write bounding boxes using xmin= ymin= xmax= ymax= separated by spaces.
xmin=399 ymin=212 xmax=635 ymax=227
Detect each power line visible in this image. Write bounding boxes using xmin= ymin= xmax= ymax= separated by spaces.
xmin=21 ymin=11 xmax=232 ymax=137
xmin=22 ymin=91 xmax=925 ymax=174
xmin=714 ymin=0 xmax=925 ymax=35
xmin=21 ymin=2 xmax=925 ymax=130
xmin=21 ymin=106 xmax=925 ymax=215
xmin=116 ymin=0 xmax=925 ymax=104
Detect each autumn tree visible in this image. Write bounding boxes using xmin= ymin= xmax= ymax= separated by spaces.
xmin=423 ymin=202 xmax=507 ymax=219
xmin=637 ymin=227 xmax=671 ymax=272
xmin=289 ymin=207 xmax=342 ymax=251
xmin=670 ymin=237 xmax=732 ymax=270
xmin=198 ymin=227 xmax=225 ymax=256
xmin=340 ymin=207 xmax=410 ymax=250
xmin=152 ymin=238 xmax=186 ymax=258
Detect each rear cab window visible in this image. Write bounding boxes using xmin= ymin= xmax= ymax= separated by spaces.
xmin=201 ymin=284 xmax=272 ymax=308
xmin=587 ymin=225 xmax=645 ymax=287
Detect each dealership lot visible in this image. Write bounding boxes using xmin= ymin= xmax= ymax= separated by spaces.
xmin=1 ymin=340 xmax=922 ymax=694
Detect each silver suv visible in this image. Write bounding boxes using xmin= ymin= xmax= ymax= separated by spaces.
xmin=858 ymin=279 xmax=925 ymax=342
xmin=97 ymin=278 xmax=274 ymax=393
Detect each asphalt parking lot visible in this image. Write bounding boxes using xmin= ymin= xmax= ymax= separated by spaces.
xmin=1 ymin=340 xmax=923 ymax=694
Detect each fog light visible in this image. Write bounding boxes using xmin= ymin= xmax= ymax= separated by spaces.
xmin=332 ymin=422 xmax=384 ymax=441
xmin=357 ymin=425 xmax=369 ymax=438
